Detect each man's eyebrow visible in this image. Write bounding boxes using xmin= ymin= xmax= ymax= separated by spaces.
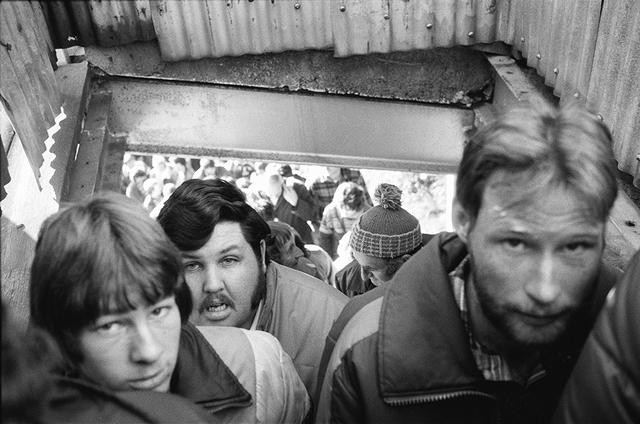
xmin=217 ymin=245 xmax=242 ymax=255
xmin=182 ymin=245 xmax=242 ymax=259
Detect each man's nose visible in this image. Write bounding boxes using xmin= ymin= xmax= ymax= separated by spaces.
xmin=203 ymin=266 xmax=224 ymax=293
xmin=130 ymin=323 xmax=162 ymax=364
xmin=525 ymin=252 xmax=562 ymax=305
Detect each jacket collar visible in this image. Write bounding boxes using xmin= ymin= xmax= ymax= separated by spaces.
xmin=377 ymin=232 xmax=617 ymax=399
xmin=255 ymin=263 xmax=278 ymax=331
xmin=170 ymin=322 xmax=252 ymax=411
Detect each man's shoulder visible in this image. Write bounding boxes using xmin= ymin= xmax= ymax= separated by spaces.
xmin=330 ymin=284 xmax=387 ymax=339
xmin=269 ymin=262 xmax=348 ymax=306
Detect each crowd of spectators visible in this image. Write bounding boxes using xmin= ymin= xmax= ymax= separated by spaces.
xmin=121 ymin=153 xmax=381 ymax=283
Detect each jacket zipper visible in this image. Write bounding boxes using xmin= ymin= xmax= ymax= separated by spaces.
xmin=385 ymin=389 xmax=500 ymax=423
xmin=384 ymin=388 xmax=496 ymax=406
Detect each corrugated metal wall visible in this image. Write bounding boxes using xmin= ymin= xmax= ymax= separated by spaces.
xmin=496 ymin=0 xmax=602 ymax=98
xmin=43 ymin=0 xmax=155 ymax=49
xmin=9 ymin=0 xmax=639 ymax=183
xmin=332 ymin=0 xmax=499 ymax=56
xmin=1 ymin=0 xmax=62 ymax=186
xmin=152 ymin=0 xmax=332 ymax=60
xmin=586 ymin=0 xmax=640 ymax=180
xmin=497 ymin=0 xmax=639 ymax=179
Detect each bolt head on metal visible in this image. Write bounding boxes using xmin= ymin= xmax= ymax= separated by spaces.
xmin=536 ymin=53 xmax=541 ymax=60
xmin=574 ymin=92 xmax=580 ymax=98
xmin=553 ymin=67 xmax=559 ymax=74
xmin=426 ymin=23 xmax=433 ymax=29
xmin=597 ymin=114 xmax=604 ymax=121
xmin=521 ymin=37 xmax=525 ymax=43
xmin=339 ymin=5 xmax=346 ymax=12
xmin=468 ymin=31 xmax=474 ymax=37
xmin=384 ymin=14 xmax=390 ymax=20
xmin=294 ymin=3 xmax=300 ymax=9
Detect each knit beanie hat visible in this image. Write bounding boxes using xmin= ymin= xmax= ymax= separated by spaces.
xmin=350 ymin=184 xmax=421 ymax=258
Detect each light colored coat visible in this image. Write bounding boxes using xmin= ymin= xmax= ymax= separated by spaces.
xmin=197 ymin=326 xmax=310 ymax=424
xmin=256 ymin=262 xmax=349 ymax=398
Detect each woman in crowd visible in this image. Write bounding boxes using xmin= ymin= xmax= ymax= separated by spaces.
xmin=318 ymin=181 xmax=370 ymax=258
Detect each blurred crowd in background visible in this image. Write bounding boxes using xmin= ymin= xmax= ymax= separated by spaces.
xmin=121 ymin=153 xmax=451 ymax=283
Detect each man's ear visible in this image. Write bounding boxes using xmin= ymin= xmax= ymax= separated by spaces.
xmin=452 ymin=198 xmax=472 ymax=244
xmin=259 ymin=239 xmax=267 ymax=271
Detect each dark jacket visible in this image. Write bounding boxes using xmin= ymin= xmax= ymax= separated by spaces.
xmin=46 ymin=377 xmax=212 ymax=423
xmin=335 ymin=259 xmax=374 ymax=297
xmin=273 ymin=183 xmax=316 ymax=244
xmin=315 ymin=232 xmax=617 ymax=424
xmin=552 ymin=250 xmax=640 ymax=424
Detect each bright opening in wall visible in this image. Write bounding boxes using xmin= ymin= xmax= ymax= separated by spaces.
xmin=120 ymin=152 xmax=455 ymax=235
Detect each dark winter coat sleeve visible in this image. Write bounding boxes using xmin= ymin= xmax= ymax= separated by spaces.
xmin=552 ymin=250 xmax=640 ymax=424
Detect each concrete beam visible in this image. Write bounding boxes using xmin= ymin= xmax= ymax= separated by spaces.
xmin=87 ymin=41 xmax=492 ymax=107
xmin=101 ymin=77 xmax=473 ymax=173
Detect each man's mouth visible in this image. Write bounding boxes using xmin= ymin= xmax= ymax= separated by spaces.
xmin=516 ymin=310 xmax=565 ymax=327
xmin=199 ymin=296 xmax=234 ymax=321
xmin=128 ymin=369 xmax=170 ymax=391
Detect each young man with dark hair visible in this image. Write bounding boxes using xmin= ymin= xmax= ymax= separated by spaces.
xmin=30 ymin=192 xmax=309 ymax=423
xmin=315 ymin=102 xmax=620 ymax=423
xmin=158 ymin=178 xmax=349 ymax=398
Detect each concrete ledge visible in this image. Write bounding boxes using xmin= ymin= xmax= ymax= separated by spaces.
xmin=87 ymin=41 xmax=493 ymax=107
xmin=487 ymin=55 xmax=558 ymax=109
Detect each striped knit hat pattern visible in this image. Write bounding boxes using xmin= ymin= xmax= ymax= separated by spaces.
xmin=349 ymin=183 xmax=421 ymax=258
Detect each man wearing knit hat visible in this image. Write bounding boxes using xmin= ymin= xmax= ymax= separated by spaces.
xmin=336 ymin=183 xmax=426 ymax=296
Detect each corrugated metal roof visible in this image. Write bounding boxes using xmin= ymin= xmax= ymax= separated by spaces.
xmin=333 ymin=0 xmax=499 ymax=56
xmin=586 ymin=0 xmax=639 ymax=178
xmin=1 ymin=1 xmax=62 ymax=186
xmin=152 ymin=0 xmax=332 ymax=60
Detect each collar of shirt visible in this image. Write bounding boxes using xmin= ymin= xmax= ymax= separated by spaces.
xmin=449 ymin=255 xmax=544 ymax=383
xmin=249 ymin=299 xmax=264 ymax=331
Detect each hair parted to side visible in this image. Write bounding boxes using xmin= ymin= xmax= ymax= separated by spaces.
xmin=30 ymin=192 xmax=191 ymax=365
xmin=157 ymin=178 xmax=270 ymax=263
xmin=456 ymin=101 xmax=618 ymax=222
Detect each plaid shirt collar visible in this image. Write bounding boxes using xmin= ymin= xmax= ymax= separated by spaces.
xmin=449 ymin=256 xmax=545 ymax=383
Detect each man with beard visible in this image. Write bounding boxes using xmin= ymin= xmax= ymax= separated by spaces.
xmin=314 ymin=101 xmax=620 ymax=424
xmin=157 ymin=178 xmax=348 ymax=399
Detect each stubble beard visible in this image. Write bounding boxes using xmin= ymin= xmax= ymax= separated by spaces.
xmin=470 ymin=266 xmax=574 ymax=350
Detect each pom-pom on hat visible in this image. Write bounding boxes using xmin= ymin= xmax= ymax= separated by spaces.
xmin=349 ymin=183 xmax=421 ymax=258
